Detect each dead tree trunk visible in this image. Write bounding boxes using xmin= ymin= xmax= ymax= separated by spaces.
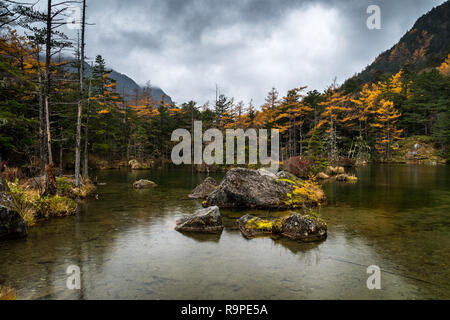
xmin=82 ymin=68 xmax=92 ymax=179
xmin=44 ymin=0 xmax=53 ymax=166
xmin=74 ymin=0 xmax=87 ymax=186
xmin=36 ymin=47 xmax=47 ymax=173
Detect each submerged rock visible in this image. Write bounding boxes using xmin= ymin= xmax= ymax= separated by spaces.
xmin=335 ymin=174 xmax=358 ymax=183
xmin=281 ymin=213 xmax=327 ymax=242
xmin=175 ymin=206 xmax=223 ymax=233
xmin=0 ymin=205 xmax=28 ymax=240
xmin=188 ymin=177 xmax=218 ymax=199
xmin=133 ymin=179 xmax=157 ymax=189
xmin=236 ymin=214 xmax=282 ymax=238
xmin=128 ymin=159 xmax=152 ymax=170
xmin=327 ymin=166 xmax=345 ymax=176
xmin=205 ymin=168 xmax=293 ymax=209
xmin=317 ymin=172 xmax=330 ymax=180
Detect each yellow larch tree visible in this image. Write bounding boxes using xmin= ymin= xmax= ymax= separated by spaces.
xmin=437 ymin=53 xmax=450 ymax=77
xmin=370 ymin=100 xmax=403 ymax=161
xmin=272 ymin=87 xmax=311 ymax=158
xmin=317 ymin=91 xmax=352 ymax=160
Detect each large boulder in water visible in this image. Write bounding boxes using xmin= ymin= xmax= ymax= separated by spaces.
xmin=175 ymin=206 xmax=224 ymax=233
xmin=0 ymin=205 xmax=28 ymax=240
xmin=281 ymin=213 xmax=327 ymax=242
xmin=205 ymin=168 xmax=293 ymax=209
xmin=188 ymin=177 xmax=218 ymax=199
xmin=236 ymin=214 xmax=283 ymax=238
xmin=133 ymin=179 xmax=157 ymax=189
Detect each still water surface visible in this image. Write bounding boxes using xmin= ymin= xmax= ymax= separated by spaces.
xmin=0 ymin=165 xmax=449 ymax=299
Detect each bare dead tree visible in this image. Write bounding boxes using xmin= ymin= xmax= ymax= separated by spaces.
xmin=74 ymin=0 xmax=86 ymax=186
xmin=82 ymin=66 xmax=92 ymax=179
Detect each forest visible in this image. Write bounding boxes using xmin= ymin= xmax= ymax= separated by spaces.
xmin=1 ymin=0 xmax=450 ymax=187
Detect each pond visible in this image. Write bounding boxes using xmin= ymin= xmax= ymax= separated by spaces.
xmin=0 ymin=165 xmax=449 ymax=299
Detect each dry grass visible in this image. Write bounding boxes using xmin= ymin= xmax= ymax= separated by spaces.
xmin=335 ymin=174 xmax=358 ymax=183
xmin=2 ymin=167 xmax=24 ymax=183
xmin=0 ymin=286 xmax=17 ymax=300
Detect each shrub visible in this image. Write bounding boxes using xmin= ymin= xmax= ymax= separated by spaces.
xmin=56 ymin=177 xmax=72 ymax=195
xmin=37 ymin=195 xmax=76 ymax=218
xmin=2 ymin=167 xmax=23 ymax=183
xmin=283 ymin=156 xmax=314 ymax=177
xmin=5 ymin=179 xmax=37 ymax=225
xmin=283 ymin=177 xmax=326 ymax=209
xmin=5 ymin=179 xmax=77 ymax=223
xmin=55 ymin=176 xmax=96 ymax=199
xmin=71 ymin=180 xmax=96 ymax=199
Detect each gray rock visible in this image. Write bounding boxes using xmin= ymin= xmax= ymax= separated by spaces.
xmin=257 ymin=168 xmax=277 ymax=178
xmin=206 ymin=168 xmax=293 ymax=209
xmin=281 ymin=213 xmax=327 ymax=242
xmin=175 ymin=206 xmax=223 ymax=233
xmin=133 ymin=179 xmax=157 ymax=189
xmin=0 ymin=205 xmax=28 ymax=240
xmin=276 ymin=171 xmax=298 ymax=181
xmin=188 ymin=177 xmax=218 ymax=199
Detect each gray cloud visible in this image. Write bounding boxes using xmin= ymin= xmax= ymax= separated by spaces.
xmin=76 ymin=0 xmax=447 ymax=105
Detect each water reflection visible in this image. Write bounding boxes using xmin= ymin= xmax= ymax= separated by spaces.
xmin=0 ymin=165 xmax=449 ymax=299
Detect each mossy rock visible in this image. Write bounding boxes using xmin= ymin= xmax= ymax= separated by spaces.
xmin=236 ymin=214 xmax=283 ymax=238
xmin=133 ymin=179 xmax=157 ymax=189
xmin=189 ymin=177 xmax=218 ymax=199
xmin=282 ymin=213 xmax=327 ymax=242
xmin=0 ymin=205 xmax=28 ymax=240
xmin=335 ymin=174 xmax=358 ymax=183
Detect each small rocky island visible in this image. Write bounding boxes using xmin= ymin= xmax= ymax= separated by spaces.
xmin=178 ymin=168 xmax=332 ymax=243
xmin=204 ymin=168 xmax=326 ymax=209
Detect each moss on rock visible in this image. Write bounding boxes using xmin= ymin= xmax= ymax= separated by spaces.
xmin=237 ymin=214 xmax=283 ymax=238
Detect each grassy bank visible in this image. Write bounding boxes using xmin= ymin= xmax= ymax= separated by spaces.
xmin=1 ymin=174 xmax=96 ymax=227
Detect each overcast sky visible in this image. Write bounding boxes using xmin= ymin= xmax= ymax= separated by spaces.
xmin=69 ymin=0 xmax=447 ymax=106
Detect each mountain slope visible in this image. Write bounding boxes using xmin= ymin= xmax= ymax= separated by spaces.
xmin=357 ymin=0 xmax=450 ymax=83
xmin=107 ymin=68 xmax=172 ymax=104
xmin=87 ymin=64 xmax=173 ymax=104
xmin=64 ymin=58 xmax=172 ymax=103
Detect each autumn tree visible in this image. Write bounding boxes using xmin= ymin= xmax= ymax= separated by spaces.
xmin=273 ymin=87 xmax=310 ymax=158
xmin=317 ymin=90 xmax=351 ymax=161
xmin=370 ymin=100 xmax=403 ymax=161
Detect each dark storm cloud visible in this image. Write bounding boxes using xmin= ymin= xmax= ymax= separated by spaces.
xmin=78 ymin=0 xmax=447 ymax=105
